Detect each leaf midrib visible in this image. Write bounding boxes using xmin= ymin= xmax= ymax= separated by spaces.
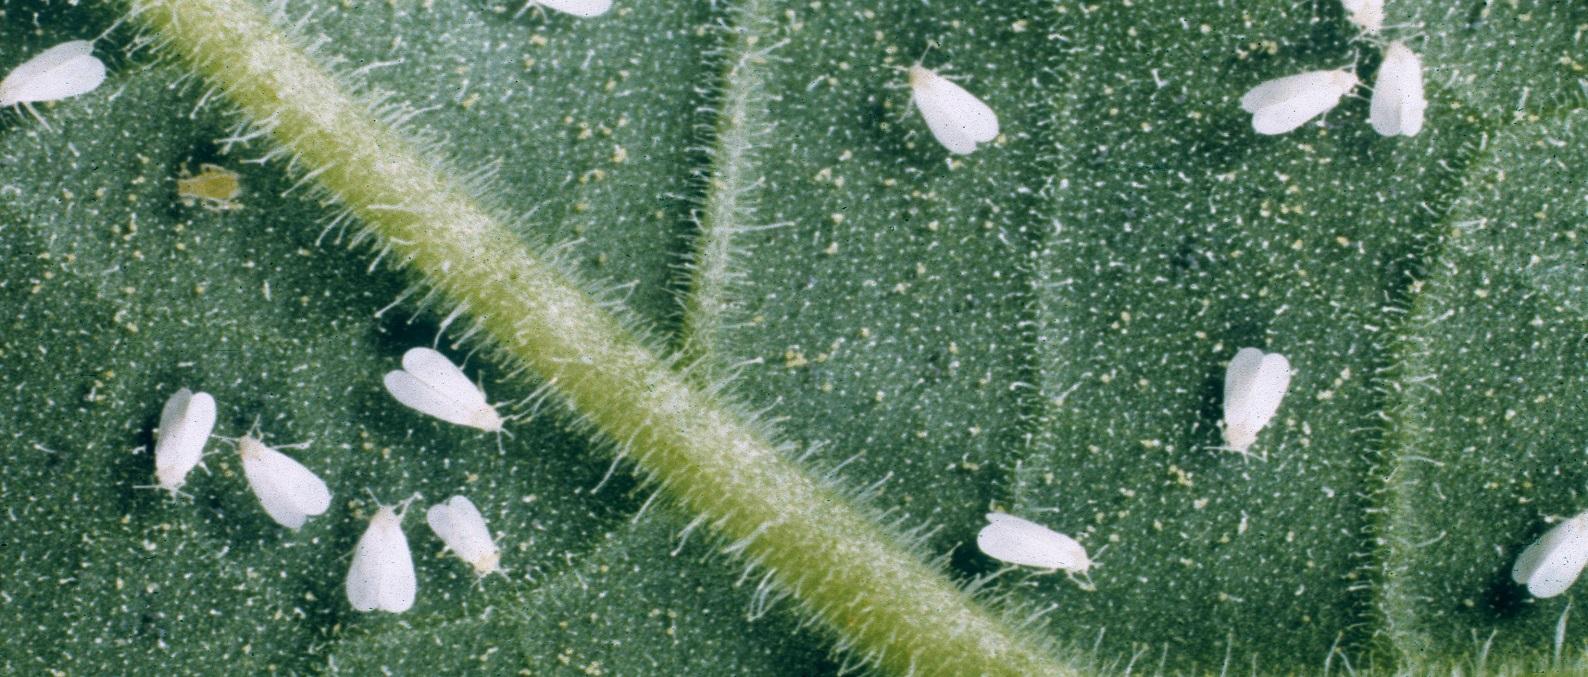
xmin=128 ymin=0 xmax=1075 ymax=673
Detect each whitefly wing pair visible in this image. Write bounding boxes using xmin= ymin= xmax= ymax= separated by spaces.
xmin=908 ymin=65 xmax=999 ymax=155
xmin=976 ymin=512 xmax=1090 ymax=575
xmin=1241 ymin=69 xmax=1359 ymax=135
xmin=1370 ymin=42 xmax=1426 ymax=138
xmin=428 ymin=495 xmax=502 ymax=576
xmin=0 ymin=40 xmax=107 ymax=108
xmin=535 ymin=0 xmax=612 ymax=17
xmin=1514 ymin=511 xmax=1588 ymax=599
xmin=153 ymin=388 xmax=217 ymax=495
xmin=1222 ymin=347 xmax=1292 ymax=454
xmin=384 ymin=347 xmax=504 ymax=433
xmin=239 ymin=436 xmax=332 ymax=530
xmin=347 ymin=500 xmax=418 ymax=613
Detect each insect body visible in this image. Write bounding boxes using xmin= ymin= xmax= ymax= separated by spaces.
xmin=427 ymin=495 xmax=502 ymax=577
xmin=908 ymin=65 xmax=1000 ymax=155
xmin=383 ymin=347 xmax=504 ymax=433
xmin=1222 ymin=348 xmax=1292 ymax=455
xmin=177 ymin=164 xmax=244 ymax=211
xmin=1370 ymin=42 xmax=1427 ymax=138
xmin=1341 ymin=0 xmax=1384 ymax=33
xmin=1513 ymin=511 xmax=1588 ymax=599
xmin=0 ymin=40 xmax=107 ymax=108
xmin=347 ymin=498 xmax=419 ymax=613
xmin=533 ymin=0 xmax=612 ymax=17
xmin=977 ymin=512 xmax=1091 ymax=575
xmin=1240 ymin=70 xmax=1358 ymax=135
xmin=152 ymin=388 xmax=217 ymax=495
xmin=239 ymin=435 xmax=332 ymax=529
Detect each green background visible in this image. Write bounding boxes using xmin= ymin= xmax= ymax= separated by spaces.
xmin=1 ymin=0 xmax=1585 ymax=673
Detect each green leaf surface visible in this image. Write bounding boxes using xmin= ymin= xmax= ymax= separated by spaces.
xmin=327 ymin=513 xmax=835 ymax=675
xmin=1003 ymin=0 xmax=1588 ymax=672
xmin=1379 ymin=109 xmax=1588 ymax=666
xmin=1 ymin=0 xmax=1585 ymax=674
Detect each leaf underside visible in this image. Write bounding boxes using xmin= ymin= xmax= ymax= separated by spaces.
xmin=1 ymin=0 xmax=1585 ymax=674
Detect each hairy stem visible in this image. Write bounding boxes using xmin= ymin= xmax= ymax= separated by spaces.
xmin=128 ymin=0 xmax=1071 ymax=674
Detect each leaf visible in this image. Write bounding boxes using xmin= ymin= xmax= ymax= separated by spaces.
xmin=0 ymin=1 xmax=759 ymax=671
xmin=999 ymin=0 xmax=1588 ymax=672
xmin=1 ymin=0 xmax=1585 ymax=674
xmin=0 ymin=64 xmax=645 ymax=672
xmin=1377 ymin=110 xmax=1588 ymax=666
xmin=327 ymin=515 xmax=836 ymax=675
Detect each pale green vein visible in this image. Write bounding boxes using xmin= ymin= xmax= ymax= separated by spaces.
xmin=676 ymin=0 xmax=776 ymax=375
xmin=1369 ymin=125 xmax=1503 ymax=665
xmin=126 ymin=0 xmax=1072 ymax=674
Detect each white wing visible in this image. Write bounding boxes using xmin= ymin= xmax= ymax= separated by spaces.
xmin=915 ymin=89 xmax=980 ymax=155
xmin=538 ymin=0 xmax=612 ymax=17
xmin=1514 ymin=513 xmax=1588 ymax=598
xmin=344 ymin=520 xmax=385 ymax=611
xmin=427 ymin=496 xmax=492 ymax=554
xmin=0 ymin=41 xmax=107 ymax=107
xmin=426 ymin=501 xmax=459 ymax=552
xmin=914 ymin=90 xmax=978 ymax=154
xmin=1250 ymin=86 xmax=1350 ymax=134
xmin=977 ymin=512 xmax=1088 ymax=572
xmin=241 ymin=439 xmax=332 ymax=530
xmin=1223 ymin=349 xmax=1291 ymax=450
xmin=917 ymin=70 xmax=999 ymax=142
xmin=158 ymin=388 xmax=195 ymax=432
xmin=347 ymin=508 xmax=417 ymax=612
xmin=1225 ymin=350 xmax=1291 ymax=427
xmin=911 ymin=67 xmax=999 ymax=155
xmin=1223 ymin=347 xmax=1267 ymax=412
xmin=384 ymin=370 xmax=479 ymax=428
xmin=1240 ymin=71 xmax=1339 ymax=113
xmin=1370 ymin=43 xmax=1426 ymax=137
xmin=1241 ymin=70 xmax=1355 ymax=135
xmin=154 ymin=389 xmax=216 ymax=490
xmin=1248 ymin=354 xmax=1293 ymax=423
xmin=402 ymin=347 xmax=483 ymax=402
